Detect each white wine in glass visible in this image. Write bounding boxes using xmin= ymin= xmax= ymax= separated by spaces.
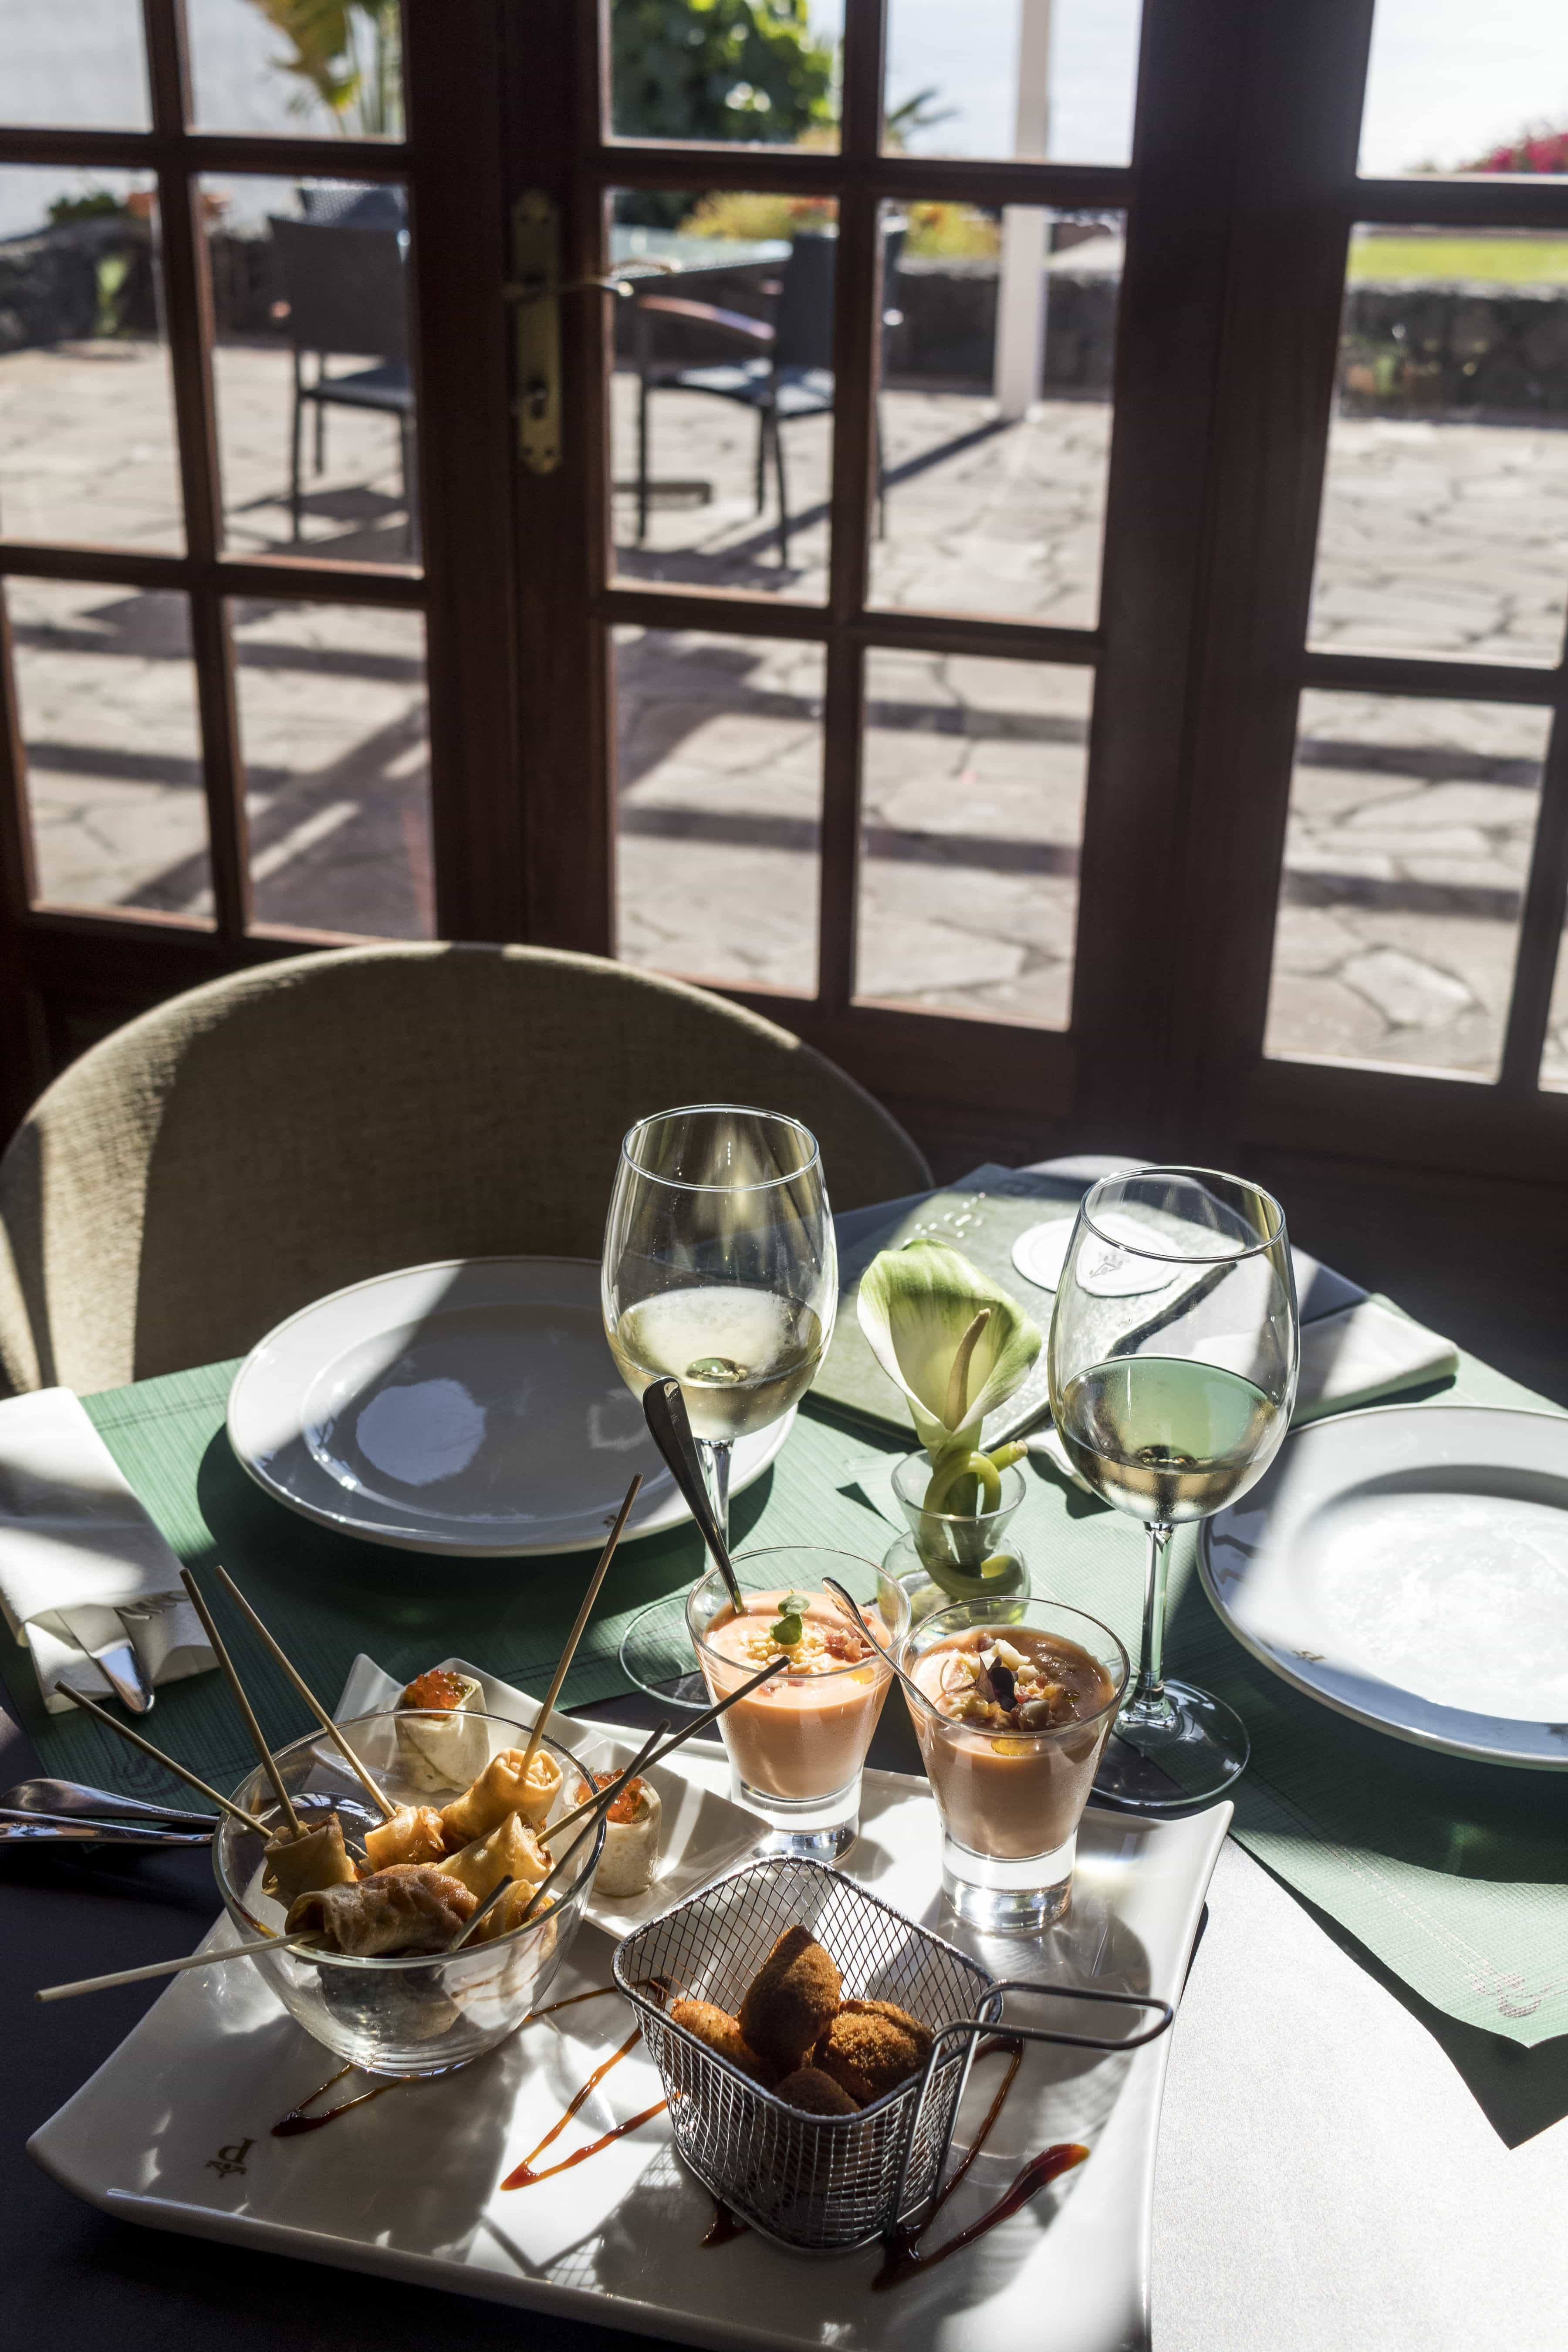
xmin=602 ymin=1104 xmax=836 ymax=1542
xmin=1048 ymin=1167 xmax=1298 ymax=1811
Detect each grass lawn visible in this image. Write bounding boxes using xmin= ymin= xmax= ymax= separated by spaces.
xmin=1350 ymin=236 xmax=1568 ymax=286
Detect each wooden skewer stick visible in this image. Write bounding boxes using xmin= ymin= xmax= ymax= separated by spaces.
xmin=518 ymin=1470 xmax=642 ymax=1781
xmin=54 ymin=1684 xmax=268 ymax=1835
xmin=179 ymin=1568 xmax=301 ymax=1838
xmin=37 ymin=1927 xmax=322 ymax=2004
xmin=209 ymin=1563 xmax=397 ymax=1822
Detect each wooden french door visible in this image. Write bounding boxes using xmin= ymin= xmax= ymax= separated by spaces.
xmin=0 ymin=1 xmax=524 ymax=1132
xmin=3 ymin=0 xmax=1564 ymax=1195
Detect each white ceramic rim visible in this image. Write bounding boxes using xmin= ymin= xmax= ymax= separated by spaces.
xmin=1197 ymin=1402 xmax=1568 ymax=1769
xmin=226 ymin=1255 xmax=793 ymax=1555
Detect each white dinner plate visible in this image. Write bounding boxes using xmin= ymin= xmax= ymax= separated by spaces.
xmin=227 ymin=1257 xmax=793 ymax=1556
xmin=1199 ymin=1404 xmax=1568 ymax=1768
xmin=30 ymin=1707 xmax=1228 ymax=2352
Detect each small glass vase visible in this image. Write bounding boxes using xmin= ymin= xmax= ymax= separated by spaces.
xmin=883 ymin=1450 xmax=1030 ymax=1625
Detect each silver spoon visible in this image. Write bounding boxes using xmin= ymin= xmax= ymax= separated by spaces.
xmin=821 ymin=1577 xmax=928 ymax=1712
xmin=642 ymin=1376 xmax=744 ymax=1612
xmin=3 ymin=1778 xmax=214 ymax=1830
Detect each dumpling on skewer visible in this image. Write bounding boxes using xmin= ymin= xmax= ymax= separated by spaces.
xmin=442 ymin=1808 xmax=552 ymax=1902
xmin=362 ymin=1802 xmax=448 ymax=1872
xmin=395 ymin=1668 xmax=488 ymax=1793
xmin=590 ymin=1770 xmax=662 ymax=1899
xmin=439 ymin=1744 xmax=563 ymax=1843
xmin=262 ymin=1813 xmax=358 ymax=1903
xmin=286 ymin=1862 xmax=475 ymax=1955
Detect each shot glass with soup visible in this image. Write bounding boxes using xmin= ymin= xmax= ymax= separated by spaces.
xmin=686 ymin=1548 xmax=908 ymax=1861
xmin=899 ymin=1597 xmax=1129 ymax=1933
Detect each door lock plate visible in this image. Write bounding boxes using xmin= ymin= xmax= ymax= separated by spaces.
xmin=509 ymin=191 xmax=560 ymax=474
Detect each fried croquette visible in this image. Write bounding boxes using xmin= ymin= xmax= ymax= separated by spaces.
xmin=670 ymin=1997 xmax=769 ymax=2082
xmin=737 ymin=1925 xmax=843 ymax=2071
xmin=814 ymin=2000 xmax=932 ymax=2105
xmin=773 ymin=2064 xmax=860 ymax=2116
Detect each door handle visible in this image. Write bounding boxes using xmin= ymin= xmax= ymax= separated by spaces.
xmin=506 ymin=193 xmax=676 ymax=474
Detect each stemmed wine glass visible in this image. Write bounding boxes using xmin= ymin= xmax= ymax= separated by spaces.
xmin=602 ymin=1106 xmax=837 ymax=1700
xmin=1046 ymin=1167 xmax=1298 ymax=1810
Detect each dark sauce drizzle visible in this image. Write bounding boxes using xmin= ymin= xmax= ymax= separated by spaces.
xmin=271 ymin=1992 xmax=1085 ymax=2288
xmin=871 ymin=2034 xmax=1088 ymax=2291
xmin=271 ymin=1980 xmax=659 ymax=2141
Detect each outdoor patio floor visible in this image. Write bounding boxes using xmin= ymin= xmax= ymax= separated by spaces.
xmin=1 ymin=334 xmax=1565 ymax=1088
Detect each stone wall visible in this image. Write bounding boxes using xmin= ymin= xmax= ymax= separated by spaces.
xmin=1340 ymin=280 xmax=1568 ymax=419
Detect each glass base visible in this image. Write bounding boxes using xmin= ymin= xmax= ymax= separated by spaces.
xmin=757 ymin=1817 xmax=859 ymax=1864
xmin=1093 ymin=1680 xmax=1250 ymax=1813
xmin=940 ymin=1831 xmax=1075 ymax=1935
xmin=617 ymin=1593 xmax=710 ymax=1713
xmin=733 ymin=1769 xmax=860 ymax=1864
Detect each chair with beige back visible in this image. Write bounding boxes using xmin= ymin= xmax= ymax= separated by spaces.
xmin=0 ymin=943 xmax=930 ymax=1397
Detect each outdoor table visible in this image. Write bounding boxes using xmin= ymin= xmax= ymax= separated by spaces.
xmin=4 ymin=1288 xmax=1568 ymax=2348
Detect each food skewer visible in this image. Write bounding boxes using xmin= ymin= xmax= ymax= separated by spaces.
xmin=179 ymin=1568 xmax=302 ymax=1838
xmin=516 ymin=1720 xmax=669 ymax=1926
xmin=546 ymin=1651 xmax=788 ymax=1842
xmin=54 ymin=1683 xmax=268 ymax=1835
xmin=36 ymin=1927 xmax=322 ymax=2005
xmin=518 ymin=1471 xmax=642 ymax=1782
xmin=207 ymin=1563 xmax=397 ymax=1822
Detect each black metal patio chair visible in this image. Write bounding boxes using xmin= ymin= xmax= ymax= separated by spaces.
xmin=268 ymin=216 xmax=416 ymax=556
xmin=632 ymin=223 xmax=906 ymax=564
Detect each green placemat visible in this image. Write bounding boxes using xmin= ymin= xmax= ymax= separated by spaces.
xmin=3 ymin=1347 xmax=1565 ymax=2048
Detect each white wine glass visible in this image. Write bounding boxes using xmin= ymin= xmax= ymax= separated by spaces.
xmin=602 ymin=1104 xmax=837 ymax=1549
xmin=1046 ymin=1166 xmax=1298 ymax=1810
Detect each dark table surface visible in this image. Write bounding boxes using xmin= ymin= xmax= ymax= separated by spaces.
xmin=3 ymin=1684 xmax=930 ymax=2352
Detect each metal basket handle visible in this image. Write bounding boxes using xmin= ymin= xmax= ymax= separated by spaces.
xmin=888 ymin=1977 xmax=1176 ymax=2239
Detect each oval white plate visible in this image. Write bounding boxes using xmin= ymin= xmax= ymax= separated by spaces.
xmin=227 ymin=1256 xmax=794 ymax=1556
xmin=1199 ymin=1404 xmax=1568 ymax=1768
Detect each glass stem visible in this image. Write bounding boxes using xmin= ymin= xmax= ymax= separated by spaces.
xmin=1131 ymin=1519 xmax=1173 ymax=1708
xmin=699 ymin=1436 xmax=733 ymax=1552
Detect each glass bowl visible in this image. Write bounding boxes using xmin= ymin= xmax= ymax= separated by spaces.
xmin=213 ymin=1709 xmax=603 ymax=2077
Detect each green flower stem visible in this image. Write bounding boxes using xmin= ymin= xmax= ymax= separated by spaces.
xmin=923 ymin=1449 xmax=1001 ymax=1517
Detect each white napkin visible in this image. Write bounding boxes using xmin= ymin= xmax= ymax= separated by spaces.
xmin=1031 ymin=1296 xmax=1460 ymax=1494
xmin=0 ymin=1386 xmax=213 ymax=1713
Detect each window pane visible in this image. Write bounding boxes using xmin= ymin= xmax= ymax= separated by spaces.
xmin=189 ymin=0 xmax=404 ymax=139
xmin=1308 ymin=227 xmax=1568 ymax=663
xmin=202 ymin=176 xmax=418 ymax=566
xmin=230 ymin=601 xmax=433 ymax=937
xmin=8 ymin=578 xmax=212 ymax=918
xmin=614 ymin=626 xmax=824 ymax=994
xmin=855 ymin=650 xmax=1089 ymax=1023
xmin=869 ymin=203 xmax=1120 ymax=626
xmin=609 ymin=191 xmax=836 ymax=603
xmin=1264 ymin=691 xmax=1551 ymax=1079
xmin=0 ymin=168 xmax=183 ymax=552
xmin=1360 ymin=0 xmax=1568 ymax=177
xmin=610 ymin=2 xmax=843 ymax=149
xmin=883 ymin=0 xmax=1141 ymax=165
xmin=0 ymin=2 xmax=149 ymax=131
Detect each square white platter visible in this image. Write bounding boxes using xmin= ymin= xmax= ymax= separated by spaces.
xmin=30 ymin=1656 xmax=1228 ymax=2352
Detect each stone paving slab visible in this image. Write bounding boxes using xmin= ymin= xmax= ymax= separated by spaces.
xmin=3 ymin=335 xmax=1567 ymax=1091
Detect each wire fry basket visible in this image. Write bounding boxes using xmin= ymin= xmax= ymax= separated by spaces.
xmin=614 ymin=1856 xmax=1001 ymax=2252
